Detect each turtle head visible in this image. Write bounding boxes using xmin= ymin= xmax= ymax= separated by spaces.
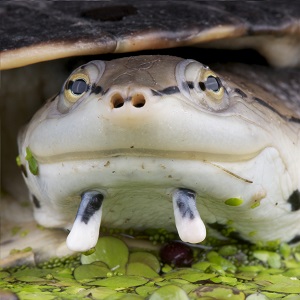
xmin=22 ymin=56 xmax=272 ymax=160
xmin=17 ymin=56 xmax=299 ymax=251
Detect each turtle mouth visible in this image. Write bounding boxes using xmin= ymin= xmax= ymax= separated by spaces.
xmin=66 ymin=187 xmax=207 ymax=252
xmin=33 ymin=147 xmax=277 ymax=253
xmin=34 ymin=147 xmax=261 ymax=164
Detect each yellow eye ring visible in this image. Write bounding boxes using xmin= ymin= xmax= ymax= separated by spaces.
xmin=198 ymin=71 xmax=224 ymax=101
xmin=64 ymin=73 xmax=90 ymax=103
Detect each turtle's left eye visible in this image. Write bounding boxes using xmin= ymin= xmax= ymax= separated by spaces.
xmin=198 ymin=71 xmax=224 ymax=101
xmin=204 ymin=76 xmax=221 ymax=92
xmin=175 ymin=59 xmax=229 ymax=111
xmin=64 ymin=73 xmax=90 ymax=103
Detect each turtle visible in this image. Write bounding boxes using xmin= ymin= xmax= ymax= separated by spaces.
xmin=1 ymin=1 xmax=300 ymax=268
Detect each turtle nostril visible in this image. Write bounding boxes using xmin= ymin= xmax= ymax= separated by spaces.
xmin=111 ymin=93 xmax=124 ymax=108
xmin=132 ymin=94 xmax=146 ymax=108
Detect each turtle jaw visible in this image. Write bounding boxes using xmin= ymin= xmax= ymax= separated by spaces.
xmin=26 ymin=144 xmax=294 ymax=251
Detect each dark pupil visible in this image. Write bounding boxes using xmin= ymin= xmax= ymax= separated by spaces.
xmin=69 ymin=79 xmax=88 ymax=95
xmin=205 ymin=76 xmax=220 ymax=92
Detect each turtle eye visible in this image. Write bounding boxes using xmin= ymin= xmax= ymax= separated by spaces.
xmin=198 ymin=71 xmax=224 ymax=101
xmin=64 ymin=73 xmax=90 ymax=103
xmin=204 ymin=76 xmax=221 ymax=92
xmin=176 ymin=59 xmax=229 ymax=111
xmin=68 ymin=79 xmax=88 ymax=95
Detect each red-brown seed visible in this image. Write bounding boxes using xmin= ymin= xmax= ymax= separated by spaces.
xmin=160 ymin=241 xmax=193 ymax=267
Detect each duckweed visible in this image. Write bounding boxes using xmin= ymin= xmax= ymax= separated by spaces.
xmin=149 ymin=285 xmax=189 ymax=300
xmin=25 ymin=147 xmax=39 ymax=175
xmin=127 ymin=262 xmax=159 ymax=278
xmin=81 ymin=236 xmax=129 ymax=274
xmin=129 ymin=252 xmax=161 ymax=273
xmin=1 ymin=232 xmax=300 ymax=299
xmin=225 ymin=198 xmax=244 ymax=206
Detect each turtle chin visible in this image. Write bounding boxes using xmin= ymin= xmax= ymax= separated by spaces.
xmin=27 ymin=146 xmax=292 ymax=252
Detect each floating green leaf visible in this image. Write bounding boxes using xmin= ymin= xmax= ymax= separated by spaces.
xmin=282 ymin=295 xmax=300 ymax=300
xmin=16 ymin=155 xmax=21 ymax=167
xmin=251 ymin=202 xmax=261 ymax=209
xmin=129 ymin=252 xmax=161 ymax=273
xmin=17 ymin=291 xmax=57 ymax=300
xmin=218 ymin=245 xmax=238 ymax=256
xmin=211 ymin=276 xmax=238 ymax=285
xmin=225 ymin=198 xmax=243 ymax=206
xmin=105 ymin=293 xmax=145 ymax=300
xmin=77 ymin=287 xmax=118 ymax=298
xmin=283 ymin=268 xmax=300 ymax=278
xmin=253 ymin=250 xmax=281 ymax=268
xmin=279 ymin=243 xmax=291 ymax=258
xmin=135 ymin=285 xmax=158 ymax=297
xmin=192 ymin=261 xmax=211 ymax=272
xmin=81 ymin=236 xmax=129 ymax=274
xmin=255 ymin=274 xmax=300 ymax=293
xmin=284 ymin=259 xmax=300 ymax=269
xmin=25 ymin=147 xmax=38 ymax=175
xmin=73 ymin=263 xmax=110 ymax=282
xmin=294 ymin=252 xmax=300 ymax=262
xmin=149 ymin=285 xmax=189 ymax=300
xmin=234 ymin=271 xmax=256 ymax=281
xmin=126 ymin=262 xmax=159 ymax=278
xmin=164 ymin=269 xmax=216 ymax=283
xmin=88 ymin=275 xmax=148 ymax=289
xmin=82 ymin=248 xmax=95 ymax=256
xmin=206 ymin=251 xmax=237 ymax=273
xmin=190 ymin=285 xmax=245 ymax=300
xmin=0 ymin=271 xmax=10 ymax=279
xmin=51 ymin=267 xmax=74 ymax=280
xmin=13 ymin=268 xmax=52 ymax=282
xmin=238 ymin=265 xmax=265 ymax=273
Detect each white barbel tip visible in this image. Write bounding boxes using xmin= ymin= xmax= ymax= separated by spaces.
xmin=172 ymin=188 xmax=206 ymax=243
xmin=66 ymin=191 xmax=104 ymax=252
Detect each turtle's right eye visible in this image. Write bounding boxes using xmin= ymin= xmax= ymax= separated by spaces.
xmin=57 ymin=60 xmax=105 ymax=114
xmin=64 ymin=73 xmax=90 ymax=103
xmin=68 ymin=79 xmax=88 ymax=95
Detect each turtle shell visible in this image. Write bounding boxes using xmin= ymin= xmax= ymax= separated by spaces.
xmin=1 ymin=1 xmax=300 ymax=69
